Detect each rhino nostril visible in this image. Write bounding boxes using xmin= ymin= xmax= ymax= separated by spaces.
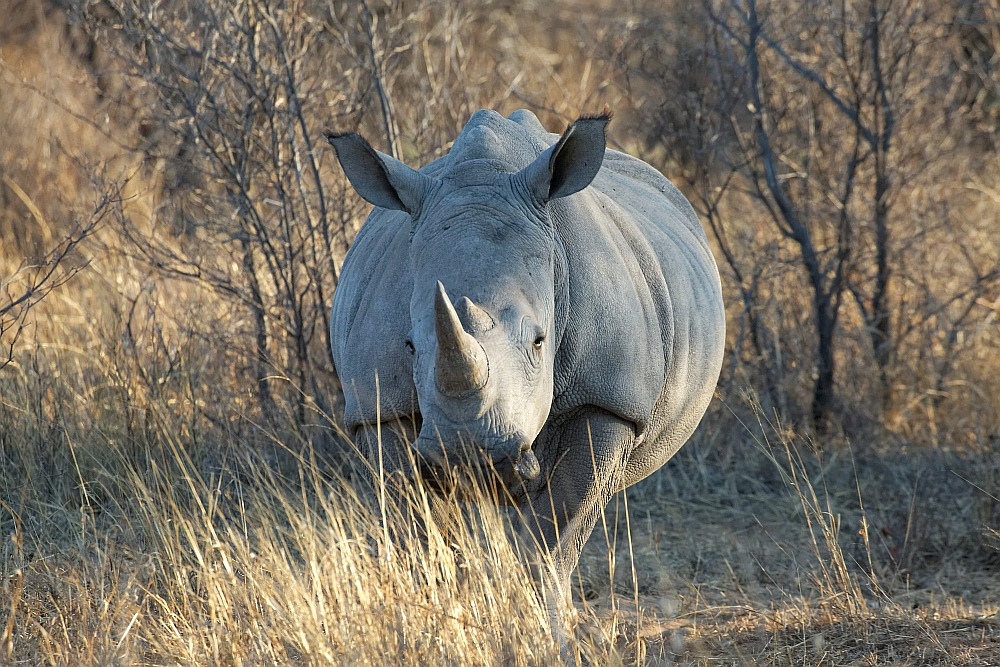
xmin=513 ymin=449 xmax=540 ymax=480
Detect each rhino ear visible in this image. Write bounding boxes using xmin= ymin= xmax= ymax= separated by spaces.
xmin=325 ymin=131 xmax=433 ymax=215
xmin=517 ymin=113 xmax=610 ymax=203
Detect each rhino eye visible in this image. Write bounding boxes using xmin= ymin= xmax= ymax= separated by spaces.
xmin=404 ymin=338 xmax=415 ymax=354
xmin=532 ymin=334 xmax=545 ymax=350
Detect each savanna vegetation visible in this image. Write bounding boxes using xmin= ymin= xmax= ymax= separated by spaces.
xmin=0 ymin=0 xmax=997 ymax=664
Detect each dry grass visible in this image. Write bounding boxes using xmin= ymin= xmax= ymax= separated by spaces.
xmin=2 ymin=384 xmax=997 ymax=665
xmin=570 ymin=401 xmax=1000 ymax=665
xmin=0 ymin=442 xmax=564 ymax=665
xmin=0 ymin=305 xmax=997 ymax=665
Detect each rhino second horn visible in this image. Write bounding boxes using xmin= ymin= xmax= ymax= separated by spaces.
xmin=435 ymin=281 xmax=489 ymax=396
xmin=455 ymin=296 xmax=495 ymax=333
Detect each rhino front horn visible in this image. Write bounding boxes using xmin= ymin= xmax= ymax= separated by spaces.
xmin=435 ymin=281 xmax=489 ymax=396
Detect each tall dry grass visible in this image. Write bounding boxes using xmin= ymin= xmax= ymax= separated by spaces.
xmin=3 ymin=359 xmax=994 ymax=665
xmin=1 ymin=321 xmax=997 ymax=663
xmin=0 ymin=335 xmax=666 ymax=665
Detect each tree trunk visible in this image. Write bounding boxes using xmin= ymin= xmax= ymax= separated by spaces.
xmin=242 ymin=238 xmax=275 ymax=420
xmin=812 ymin=295 xmax=837 ymax=429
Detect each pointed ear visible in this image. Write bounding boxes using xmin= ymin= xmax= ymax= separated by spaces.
xmin=516 ymin=113 xmax=610 ymax=203
xmin=325 ymin=131 xmax=434 ymax=215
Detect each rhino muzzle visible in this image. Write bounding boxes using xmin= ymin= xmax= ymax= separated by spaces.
xmin=434 ymin=281 xmax=489 ymax=396
xmin=412 ymin=432 xmax=541 ymax=483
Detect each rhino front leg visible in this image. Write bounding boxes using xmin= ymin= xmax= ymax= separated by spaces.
xmin=516 ymin=409 xmax=632 ymax=640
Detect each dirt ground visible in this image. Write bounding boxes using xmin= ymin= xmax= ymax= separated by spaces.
xmin=567 ymin=421 xmax=1000 ymax=665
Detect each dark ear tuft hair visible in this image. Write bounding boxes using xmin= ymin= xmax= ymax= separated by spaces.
xmin=576 ymin=105 xmax=614 ymax=123
xmin=517 ymin=112 xmax=609 ymax=203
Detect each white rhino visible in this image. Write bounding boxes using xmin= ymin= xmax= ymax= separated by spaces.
xmin=326 ymin=109 xmax=724 ymax=601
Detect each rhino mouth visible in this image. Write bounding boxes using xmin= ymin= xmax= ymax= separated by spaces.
xmin=412 ymin=434 xmax=541 ymax=496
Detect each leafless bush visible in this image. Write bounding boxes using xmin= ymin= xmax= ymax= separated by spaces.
xmin=79 ymin=1 xmax=355 ymax=435
xmin=4 ymin=0 xmax=993 ymax=449
xmin=0 ymin=188 xmax=113 ymax=371
xmin=613 ymin=0 xmax=1000 ymax=434
xmin=62 ymin=0 xmax=625 ymax=452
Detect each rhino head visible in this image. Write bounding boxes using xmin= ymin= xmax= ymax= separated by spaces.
xmin=327 ymin=114 xmax=609 ymax=490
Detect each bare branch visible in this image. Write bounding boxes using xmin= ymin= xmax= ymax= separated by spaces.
xmin=359 ymin=0 xmax=400 ymax=158
xmin=0 ymin=185 xmax=118 ymax=370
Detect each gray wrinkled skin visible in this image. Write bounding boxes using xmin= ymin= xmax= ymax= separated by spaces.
xmin=327 ymin=109 xmax=725 ymax=618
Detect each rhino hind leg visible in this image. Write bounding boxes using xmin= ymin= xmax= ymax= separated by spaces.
xmin=515 ymin=409 xmax=634 ymax=645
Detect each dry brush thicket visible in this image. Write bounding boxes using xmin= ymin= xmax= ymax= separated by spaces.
xmin=0 ymin=0 xmax=998 ymax=664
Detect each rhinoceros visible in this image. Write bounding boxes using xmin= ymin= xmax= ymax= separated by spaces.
xmin=325 ymin=108 xmax=724 ymax=600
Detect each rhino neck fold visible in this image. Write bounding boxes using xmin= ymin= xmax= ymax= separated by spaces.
xmin=550 ymin=229 xmax=571 ymax=369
